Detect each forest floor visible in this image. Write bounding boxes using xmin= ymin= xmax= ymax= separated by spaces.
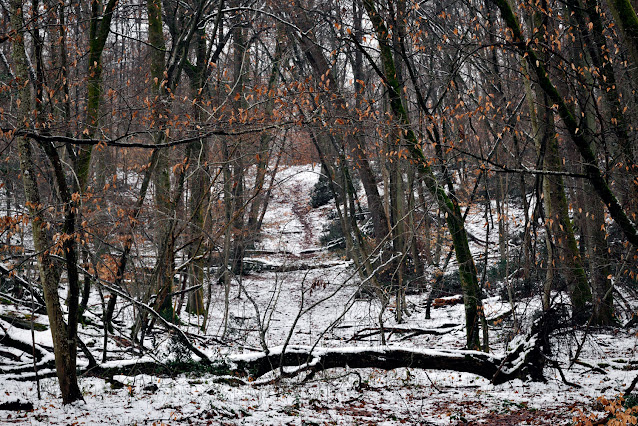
xmin=1 ymin=164 xmax=638 ymax=425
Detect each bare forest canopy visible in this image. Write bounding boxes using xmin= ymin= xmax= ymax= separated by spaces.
xmin=0 ymin=0 xmax=637 ymax=416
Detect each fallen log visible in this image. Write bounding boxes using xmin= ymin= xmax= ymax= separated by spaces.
xmin=242 ymin=258 xmax=346 ymax=273
xmin=0 ymin=311 xmax=549 ymax=387
xmin=0 ymin=331 xmax=55 ymax=374
xmin=231 ymin=345 xmax=502 ymax=381
xmin=432 ymin=295 xmax=464 ymax=308
xmin=2 ymin=316 xmax=546 ymax=385
xmin=230 ymin=338 xmax=544 ymax=385
xmin=0 ymin=312 xmax=48 ymax=331
xmin=233 ymin=314 xmax=550 ymax=384
xmin=0 ymin=338 xmax=544 ymax=386
xmin=0 ymin=400 xmax=34 ymax=411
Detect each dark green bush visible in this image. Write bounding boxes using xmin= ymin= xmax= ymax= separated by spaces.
xmin=310 ymin=175 xmax=334 ymax=208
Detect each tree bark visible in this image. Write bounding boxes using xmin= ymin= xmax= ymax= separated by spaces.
xmin=361 ymin=0 xmax=485 ymax=350
xmin=606 ymin=0 xmax=638 ymax=84
xmin=10 ymin=0 xmax=82 ymax=403
xmin=491 ymin=0 xmax=638 ymax=248
xmin=76 ymin=0 xmax=118 ymax=191
xmin=289 ymin=1 xmax=390 ymax=245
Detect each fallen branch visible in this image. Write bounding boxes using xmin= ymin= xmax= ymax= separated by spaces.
xmin=571 ymin=359 xmax=608 ymax=375
xmin=347 ymin=325 xmax=457 ymax=342
xmin=544 ymin=355 xmax=581 ymax=388
xmin=242 ymin=259 xmax=346 ymax=273
xmin=75 ymin=265 xmax=212 ymax=364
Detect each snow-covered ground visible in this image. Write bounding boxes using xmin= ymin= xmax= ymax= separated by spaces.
xmin=1 ymin=164 xmax=637 ymax=425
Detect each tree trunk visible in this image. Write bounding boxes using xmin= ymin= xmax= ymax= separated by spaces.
xmin=361 ymin=0 xmax=485 ymax=350
xmin=76 ymin=0 xmax=118 ymax=191
xmin=606 ymin=0 xmax=638 ymax=85
xmin=491 ymin=0 xmax=638 ymax=248
xmin=289 ymin=1 xmax=390 ymax=245
xmin=579 ymin=0 xmax=638 ymax=216
xmin=148 ymin=0 xmax=175 ymax=322
xmin=185 ymin=28 xmax=209 ymax=317
xmin=130 ymin=0 xmax=177 ymax=340
xmin=585 ymin=180 xmax=614 ymax=325
xmin=541 ymin=122 xmax=591 ymax=318
xmin=229 ymin=24 xmax=247 ymax=276
xmin=521 ymin=5 xmax=591 ymax=317
xmin=10 ymin=0 xmax=82 ymax=403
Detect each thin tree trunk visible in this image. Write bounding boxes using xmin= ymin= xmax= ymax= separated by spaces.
xmin=76 ymin=0 xmax=118 ymax=191
xmin=491 ymin=0 xmax=638 ymax=248
xmin=230 ymin=25 xmax=247 ymax=276
xmin=361 ymin=0 xmax=484 ymax=349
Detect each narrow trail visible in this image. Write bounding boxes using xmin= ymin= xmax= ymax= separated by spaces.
xmin=289 ymin=182 xmax=315 ymax=248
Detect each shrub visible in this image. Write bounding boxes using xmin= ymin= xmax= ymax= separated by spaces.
xmin=310 ymin=175 xmax=333 ymax=208
xmin=319 ymin=218 xmax=345 ymax=250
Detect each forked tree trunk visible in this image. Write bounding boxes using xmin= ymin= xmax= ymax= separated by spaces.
xmin=568 ymin=12 xmax=614 ymax=324
xmin=130 ymin=0 xmax=176 ymax=340
xmin=10 ymin=0 xmax=82 ymax=403
xmin=541 ymin=125 xmax=591 ymax=318
xmin=146 ymin=0 xmax=176 ymax=324
xmin=524 ymin=74 xmax=591 ymax=317
xmin=185 ymin=28 xmax=209 ymax=317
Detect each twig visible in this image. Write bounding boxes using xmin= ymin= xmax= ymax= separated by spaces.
xmin=424 ymin=370 xmax=443 ymax=393
xmin=544 ymin=355 xmax=581 ymax=388
xmin=169 ymin=284 xmax=202 ymax=298
xmin=347 ymin=326 xmax=456 ymax=342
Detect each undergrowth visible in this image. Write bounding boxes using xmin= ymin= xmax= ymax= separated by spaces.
xmin=573 ymin=395 xmax=638 ymax=425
